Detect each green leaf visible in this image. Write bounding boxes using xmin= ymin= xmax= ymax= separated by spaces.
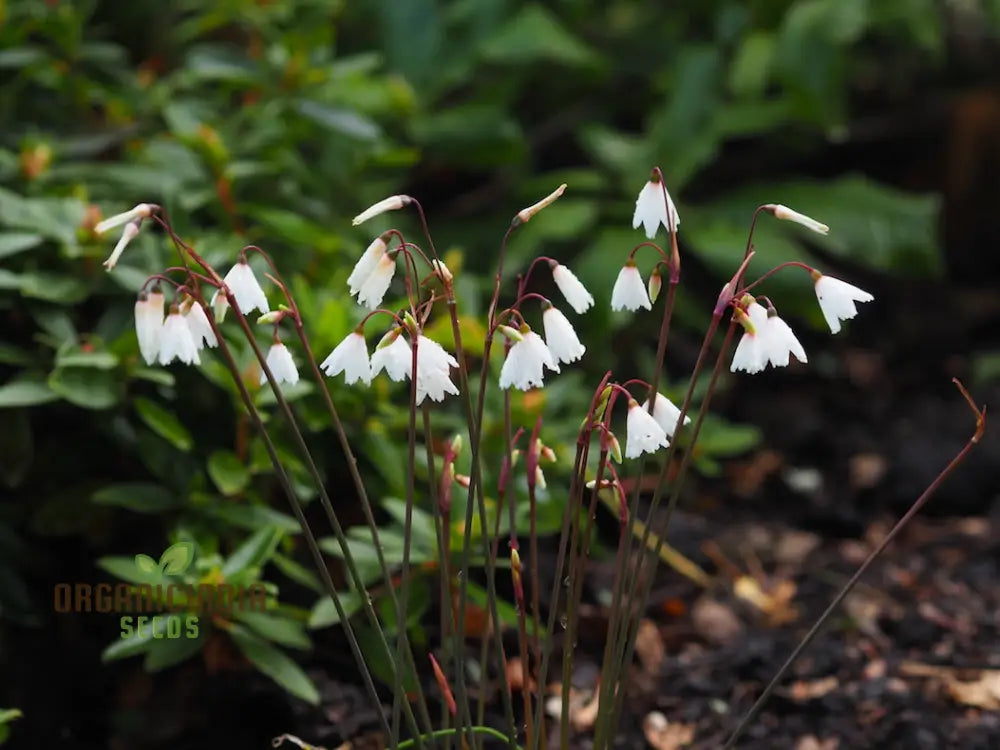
xmin=92 ymin=483 xmax=181 ymax=513
xmin=203 ymin=503 xmax=301 ymax=534
xmin=102 ymin=615 xmax=179 ymax=661
xmin=134 ymin=397 xmax=193 ymax=451
xmin=228 ymin=622 xmax=319 ymax=705
xmin=308 ymin=591 xmax=364 ymax=629
xmin=207 ymin=450 xmax=250 ymax=496
xmin=729 ymin=31 xmax=775 ymax=98
xmin=235 ymin=611 xmax=311 ymax=650
xmin=18 ymin=272 xmax=89 ymax=304
xmin=159 ymin=541 xmax=196 ymax=575
xmin=0 ymin=377 xmax=59 ymax=408
xmin=0 ymin=233 xmax=43 ymax=259
xmin=221 ymin=526 xmax=283 ymax=581
xmin=272 ymin=553 xmax=322 ymax=593
xmin=295 ymin=101 xmax=381 ymax=140
xmin=143 ymin=623 xmax=206 ymax=672
xmin=55 ymin=347 xmax=119 ymax=370
xmin=480 ymin=4 xmax=599 ymax=68
xmin=47 ymin=368 xmax=119 ymax=410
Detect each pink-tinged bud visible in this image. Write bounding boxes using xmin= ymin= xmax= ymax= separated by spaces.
xmin=515 ymin=183 xmax=567 ymax=225
xmin=454 ymin=474 xmax=471 ymax=489
xmin=539 ymin=443 xmax=556 ymax=463
xmin=647 ymin=266 xmax=663 ymax=304
xmin=351 ymin=195 xmax=413 ymax=226
xmin=429 ymin=654 xmax=457 ymax=716
xmin=585 ymin=478 xmax=616 ymax=490
xmin=256 ymin=310 xmax=285 ymax=326
xmin=605 ymin=432 xmax=623 ymax=464
xmin=534 ymin=466 xmax=547 ymax=490
xmin=431 ymin=258 xmax=453 ymax=283
xmin=449 ymin=433 xmax=463 ymax=456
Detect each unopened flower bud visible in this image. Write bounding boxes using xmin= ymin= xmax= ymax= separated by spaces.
xmin=375 ymin=326 xmax=402 ymax=350
xmin=102 ymin=221 xmax=140 ymax=270
xmin=539 ymin=443 xmax=556 ymax=463
xmin=454 ymin=474 xmax=471 ymax=489
xmin=648 ymin=266 xmax=663 ymax=304
xmin=533 ymin=466 xmax=547 ymax=490
xmin=607 ymin=433 xmax=623 ymax=464
xmin=431 ymin=258 xmax=453 ymax=283
xmin=449 ymin=434 xmax=463 ymax=456
xmin=352 ymin=195 xmax=413 ymax=226
xmin=585 ymin=478 xmax=616 ymax=490
xmin=498 ymin=325 xmax=524 ymax=343
xmin=95 ymin=203 xmax=153 ymax=235
xmin=256 ymin=310 xmax=284 ymax=325
xmin=515 ymin=183 xmax=567 ymax=225
xmin=769 ymin=204 xmax=829 ymax=235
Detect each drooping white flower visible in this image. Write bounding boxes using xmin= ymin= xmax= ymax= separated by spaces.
xmin=611 ymin=263 xmax=652 ymax=311
xmin=772 ymin=205 xmax=829 ymax=235
xmin=260 ymin=343 xmax=299 ymax=386
xmin=632 ymin=179 xmax=680 ymax=239
xmin=499 ymin=327 xmax=559 ymax=391
xmin=134 ymin=288 xmax=164 ymax=366
xmin=542 ymin=306 xmax=585 ymax=365
xmin=158 ymin=308 xmax=201 ymax=366
xmin=347 ymin=236 xmax=388 ymax=295
xmin=320 ymin=331 xmax=372 ymax=385
xmin=640 ymin=392 xmax=691 ymax=439
xmin=95 ymin=203 xmax=152 ymax=235
xmin=221 ymin=260 xmax=269 ymax=316
xmin=761 ymin=312 xmax=807 ymax=367
xmin=814 ymin=274 xmax=874 ymax=334
xmin=730 ymin=301 xmax=769 ymax=374
xmin=414 ymin=335 xmax=459 ymax=404
xmin=352 ymin=195 xmax=411 ymax=226
xmin=551 ymin=263 xmax=594 ymax=314
xmin=102 ymin=221 xmax=140 ymax=271
xmin=625 ymin=399 xmax=670 ymax=458
xmin=183 ymin=300 xmax=218 ymax=350
xmin=356 ymin=253 xmax=396 ymax=310
xmin=371 ymin=330 xmax=412 ymax=382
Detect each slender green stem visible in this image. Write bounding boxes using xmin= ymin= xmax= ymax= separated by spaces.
xmin=723 ymin=380 xmax=985 ymax=748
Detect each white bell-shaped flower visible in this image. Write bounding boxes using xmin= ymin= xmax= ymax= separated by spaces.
xmin=761 ymin=312 xmax=807 ymax=367
xmin=499 ymin=326 xmax=559 ymax=391
xmin=352 ymin=195 xmax=411 ymax=226
xmin=158 ymin=308 xmax=201 ymax=366
xmin=611 ymin=263 xmax=652 ymax=311
xmin=320 ymin=331 xmax=372 ymax=385
xmin=542 ymin=306 xmax=585 ymax=365
xmin=260 ymin=342 xmax=299 ymax=386
xmin=640 ymin=392 xmax=690 ymax=439
xmin=551 ymin=263 xmax=594 ymax=314
xmin=625 ymin=399 xmax=670 ymax=458
xmin=730 ymin=301 xmax=769 ymax=374
xmin=356 ymin=253 xmax=396 ymax=310
xmin=183 ymin=300 xmax=218 ymax=351
xmin=814 ymin=274 xmax=873 ymax=334
xmin=220 ymin=260 xmax=269 ymax=316
xmin=414 ymin=335 xmax=459 ymax=404
xmin=371 ymin=330 xmax=412 ymax=382
xmin=347 ymin=236 xmax=388 ymax=295
xmin=134 ymin=289 xmax=164 ymax=366
xmin=632 ymin=179 xmax=680 ymax=239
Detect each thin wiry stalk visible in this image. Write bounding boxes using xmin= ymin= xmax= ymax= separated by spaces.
xmin=202 ymin=298 xmax=391 ymax=739
xmin=606 ymin=319 xmax=737 ymax=736
xmin=723 ymin=379 xmax=985 ymax=748
xmin=392 ymin=334 xmax=422 ymax=744
xmin=228 ymin=305 xmax=430 ymax=746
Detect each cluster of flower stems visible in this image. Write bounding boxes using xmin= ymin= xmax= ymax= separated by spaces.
xmin=96 ymin=168 xmax=985 ymax=749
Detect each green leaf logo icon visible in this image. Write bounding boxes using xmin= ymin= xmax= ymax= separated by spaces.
xmin=134 ymin=554 xmax=158 ymax=575
xmin=159 ymin=541 xmax=195 ymax=575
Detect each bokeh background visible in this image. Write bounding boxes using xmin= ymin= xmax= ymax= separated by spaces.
xmin=2 ymin=1 xmax=1000 ymax=748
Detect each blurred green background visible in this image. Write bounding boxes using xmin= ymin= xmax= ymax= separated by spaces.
xmin=2 ymin=0 xmax=1000 ymax=747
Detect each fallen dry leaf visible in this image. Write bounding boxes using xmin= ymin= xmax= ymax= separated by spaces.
xmin=795 ymin=735 xmax=839 ymax=750
xmin=635 ymin=619 xmax=666 ymax=676
xmin=733 ymin=575 xmax=798 ymax=625
xmin=544 ymin=683 xmax=601 ymax=732
xmin=945 ymin=670 xmax=1000 ymax=710
xmin=642 ymin=711 xmax=695 ymax=750
xmin=691 ymin=597 xmax=744 ymax=646
xmin=788 ymin=675 xmax=839 ymax=702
